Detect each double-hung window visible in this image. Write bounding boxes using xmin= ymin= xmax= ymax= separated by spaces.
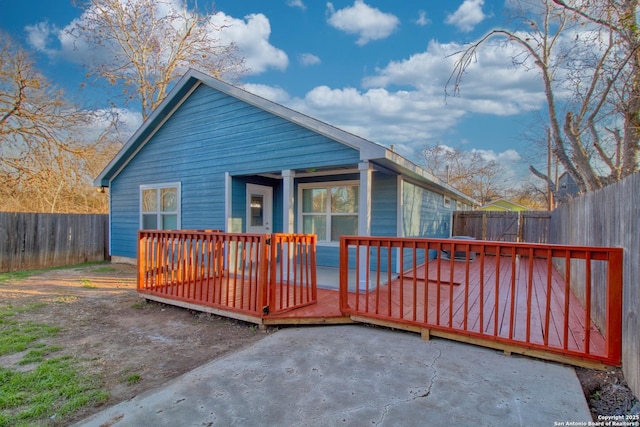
xmin=300 ymin=182 xmax=359 ymax=243
xmin=140 ymin=183 xmax=181 ymax=230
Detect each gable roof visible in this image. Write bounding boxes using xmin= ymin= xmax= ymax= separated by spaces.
xmin=94 ymin=69 xmax=476 ymax=205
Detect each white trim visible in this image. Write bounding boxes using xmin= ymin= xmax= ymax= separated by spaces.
xmin=225 ymin=172 xmax=232 ymax=232
xmin=396 ymin=176 xmax=402 ymax=273
xmin=358 ymin=161 xmax=372 ymax=237
xmin=282 ymin=170 xmax=295 ymax=233
xmin=297 ymin=179 xmax=359 ymax=243
xmin=397 ymin=177 xmax=403 ymax=238
xmin=294 ymin=168 xmax=360 ymax=178
xmin=246 ymin=183 xmax=273 ymax=233
xmin=106 ymin=178 xmax=113 ymax=257
xmin=357 ymin=162 xmax=372 ymax=290
xmin=139 ymin=182 xmax=181 ymax=229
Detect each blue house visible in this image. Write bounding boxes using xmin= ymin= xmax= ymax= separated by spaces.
xmin=95 ymin=69 xmax=476 ymax=267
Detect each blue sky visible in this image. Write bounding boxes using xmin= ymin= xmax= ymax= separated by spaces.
xmin=0 ymin=0 xmax=549 ymax=189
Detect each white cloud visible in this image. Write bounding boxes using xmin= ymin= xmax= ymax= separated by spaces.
xmin=75 ymin=108 xmax=143 ymax=145
xmin=285 ymin=85 xmax=467 ymax=159
xmin=362 ymin=39 xmax=544 ymax=115
xmin=25 ymin=1 xmax=288 ymax=76
xmin=298 ymin=53 xmax=321 ymax=66
xmin=253 ymin=37 xmax=546 ymax=163
xmin=445 ymin=0 xmax=487 ymax=33
xmin=287 ymin=0 xmax=306 ymax=10
xmin=416 ymin=10 xmax=431 ymax=27
xmin=472 ymin=148 xmax=521 ymax=163
xmin=241 ymin=83 xmax=291 ymax=105
xmin=210 ymin=12 xmax=288 ymax=74
xmin=326 ymin=1 xmax=399 ymax=45
xmin=112 ymin=108 xmax=144 ymax=136
xmin=25 ymin=21 xmax=57 ymax=54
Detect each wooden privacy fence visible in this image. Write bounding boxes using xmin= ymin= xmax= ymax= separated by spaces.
xmin=137 ymin=230 xmax=317 ymax=321
xmin=0 ymin=212 xmax=108 ymax=272
xmin=550 ymin=172 xmax=640 ymax=397
xmin=453 ymin=211 xmax=550 ymax=243
xmin=339 ymin=236 xmax=623 ymax=367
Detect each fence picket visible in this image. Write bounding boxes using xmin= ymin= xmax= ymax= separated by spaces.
xmin=0 ymin=212 xmax=108 ymax=272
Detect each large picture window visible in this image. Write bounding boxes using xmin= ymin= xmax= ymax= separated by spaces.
xmin=300 ymin=182 xmax=358 ymax=242
xmin=140 ymin=183 xmax=181 ymax=230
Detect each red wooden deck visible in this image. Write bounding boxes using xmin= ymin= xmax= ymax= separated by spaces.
xmin=342 ymin=257 xmax=606 ymax=360
xmin=138 ymin=231 xmax=623 ymax=369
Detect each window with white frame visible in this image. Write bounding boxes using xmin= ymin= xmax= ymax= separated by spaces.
xmin=300 ymin=182 xmax=359 ymax=242
xmin=140 ymin=183 xmax=181 ymax=230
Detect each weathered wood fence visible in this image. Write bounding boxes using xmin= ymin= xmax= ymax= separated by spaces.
xmin=453 ymin=193 xmax=639 ymax=400
xmin=549 ymin=173 xmax=640 ymax=400
xmin=452 ymin=211 xmax=550 ymax=243
xmin=0 ymin=212 xmax=109 ymax=272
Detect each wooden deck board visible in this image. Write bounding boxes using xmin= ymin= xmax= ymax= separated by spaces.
xmin=342 ymin=256 xmax=606 ymax=358
xmin=140 ymin=254 xmax=608 ymax=365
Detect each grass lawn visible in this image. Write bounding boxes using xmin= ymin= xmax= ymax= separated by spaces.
xmin=0 ymin=270 xmax=109 ymax=426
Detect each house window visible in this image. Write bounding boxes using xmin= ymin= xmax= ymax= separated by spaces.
xmin=443 ymin=196 xmax=452 ymax=208
xmin=300 ymin=182 xmax=359 ymax=242
xmin=140 ymin=183 xmax=181 ymax=230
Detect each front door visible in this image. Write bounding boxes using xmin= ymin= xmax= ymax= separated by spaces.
xmin=246 ymin=184 xmax=273 ymax=234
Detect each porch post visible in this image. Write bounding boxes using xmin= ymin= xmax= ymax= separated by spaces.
xmin=282 ymin=169 xmax=295 ymax=233
xmin=282 ymin=170 xmax=295 ymax=280
xmin=358 ymin=161 xmax=372 ymax=236
xmin=396 ymin=176 xmax=403 ymax=274
xmin=224 ymin=172 xmax=232 ymax=232
xmin=358 ymin=161 xmax=372 ymax=290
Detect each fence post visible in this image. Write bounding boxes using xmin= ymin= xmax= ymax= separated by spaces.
xmin=606 ymin=249 xmax=623 ymax=364
xmin=516 ymin=212 xmax=523 ymax=242
xmin=339 ymin=237 xmax=349 ymax=313
xmin=259 ymin=234 xmax=271 ymax=315
xmin=481 ymin=213 xmax=487 ymax=240
xmin=137 ymin=231 xmax=145 ymax=291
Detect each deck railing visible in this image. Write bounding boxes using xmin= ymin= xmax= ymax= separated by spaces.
xmin=138 ymin=230 xmax=317 ymax=318
xmin=268 ymin=233 xmax=317 ymax=314
xmin=339 ymin=236 xmax=623 ymax=366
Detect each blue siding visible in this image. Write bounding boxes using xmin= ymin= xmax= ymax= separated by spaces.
xmin=110 ymin=84 xmax=359 ymax=258
xmin=108 ymin=82 xmax=462 ymax=267
xmin=401 ymin=180 xmax=455 ymax=269
xmin=371 ymin=172 xmax=398 ymax=236
xmin=367 ymin=172 xmax=399 ymax=272
xmin=402 ymin=181 xmax=452 ymax=238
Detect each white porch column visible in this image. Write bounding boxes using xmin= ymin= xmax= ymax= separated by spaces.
xmin=396 ymin=176 xmax=403 ymax=274
xmin=282 ymin=169 xmax=295 ymax=233
xmin=224 ymin=172 xmax=232 ymax=232
xmin=358 ymin=161 xmax=372 ymax=290
xmin=358 ymin=161 xmax=372 ymax=236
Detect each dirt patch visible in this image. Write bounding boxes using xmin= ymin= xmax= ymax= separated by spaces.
xmin=1 ymin=263 xmax=638 ymax=424
xmin=576 ymin=367 xmax=640 ymax=420
xmin=0 ymin=263 xmax=269 ymax=425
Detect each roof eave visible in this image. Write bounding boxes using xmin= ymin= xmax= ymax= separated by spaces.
xmin=382 ymin=151 xmax=479 ymax=206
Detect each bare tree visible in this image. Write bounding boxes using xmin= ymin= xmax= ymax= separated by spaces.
xmin=447 ymin=0 xmax=639 ymax=196
xmin=70 ymin=0 xmax=246 ymax=119
xmin=0 ymin=32 xmax=121 ymax=213
xmin=505 ymin=182 xmax=549 ymax=210
xmin=421 ymin=144 xmax=504 ymax=205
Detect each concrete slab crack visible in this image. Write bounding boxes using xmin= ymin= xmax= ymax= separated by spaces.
xmin=374 ymin=346 xmax=443 ymax=426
